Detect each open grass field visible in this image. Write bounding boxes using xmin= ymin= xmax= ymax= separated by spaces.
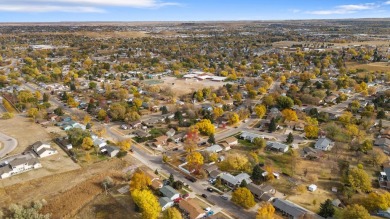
xmin=347 ymin=61 xmax=390 ymax=72
xmin=161 ymin=76 xmax=228 ymax=95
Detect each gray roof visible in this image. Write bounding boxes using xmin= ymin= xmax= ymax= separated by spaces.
xmin=267 ymin=141 xmax=289 ymax=151
xmin=315 ymin=138 xmax=332 ymax=148
xmin=160 ymin=185 xmax=179 ymax=199
xmin=375 ymin=138 xmax=390 ymax=146
xmin=235 ymin=173 xmax=252 ymax=184
xmin=273 ymin=198 xmax=308 ymax=218
xmin=220 ymin=173 xmax=239 ymax=185
xmin=205 ymin=144 xmax=223 ymax=153
xmin=103 ymin=145 xmax=119 ymax=153
xmin=0 ymin=165 xmax=12 ymax=175
xmin=159 ymin=197 xmax=172 ymax=207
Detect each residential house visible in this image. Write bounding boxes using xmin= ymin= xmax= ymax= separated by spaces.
xmin=325 ymin=95 xmax=338 ymax=103
xmin=314 ymin=137 xmax=334 ymax=151
xmin=201 ymin=104 xmax=213 ymax=111
xmin=240 ymin=131 xmax=263 ymax=142
xmin=204 ymin=164 xmax=218 ymax=175
xmin=375 ymin=138 xmax=390 ymax=148
xmin=101 ymin=145 xmax=119 ymax=157
xmin=272 ymin=198 xmax=322 ymax=219
xmin=166 ymin=128 xmax=176 ymax=137
xmin=0 ymin=156 xmax=42 ymax=179
xmin=171 ymin=132 xmax=186 ymax=143
xmin=267 ymin=107 xmax=281 ymax=120
xmin=143 ymin=169 xmax=163 ymax=190
xmin=93 ymin=137 xmax=107 ymax=148
xmin=219 ymin=142 xmax=231 ymax=151
xmin=247 ymin=183 xmax=276 ymax=202
xmin=266 ymin=141 xmax=289 ymax=153
xmin=381 ymin=129 xmax=390 ymax=139
xmin=221 ymin=137 xmax=238 ymax=146
xmin=160 ymin=185 xmax=180 ymax=201
xmin=159 ymin=197 xmax=174 ymax=211
xmin=178 ymin=198 xmax=205 ymax=219
xmin=129 ymin=120 xmax=142 ymax=129
xmin=285 ymin=121 xmax=305 ymax=131
xmin=57 ymin=137 xmax=73 ymax=150
xmin=220 ymin=172 xmax=252 ymax=187
xmin=205 ymin=144 xmax=223 ymax=153
xmin=153 ymin=135 xmax=169 ymax=148
xmin=209 ymin=169 xmax=223 ymax=179
xmin=379 ymin=165 xmax=390 ymax=190
xmin=133 ymin=130 xmax=151 ymax=138
xmin=31 ymin=141 xmax=58 ymax=158
xmin=301 ymin=147 xmax=323 ymax=160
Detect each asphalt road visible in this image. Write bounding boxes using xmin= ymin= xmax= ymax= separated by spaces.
xmin=0 ymin=132 xmax=18 ymax=158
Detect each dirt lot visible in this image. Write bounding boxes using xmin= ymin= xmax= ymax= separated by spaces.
xmin=0 ymin=156 xmax=137 ymax=218
xmin=347 ymin=61 xmax=390 ymax=72
xmin=287 ymin=187 xmax=337 ymax=212
xmin=0 ymin=115 xmax=52 ymax=155
xmin=161 ymin=77 xmax=228 ymax=95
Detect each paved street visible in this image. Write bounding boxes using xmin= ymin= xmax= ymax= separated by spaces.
xmin=0 ymin=132 xmax=18 ymax=158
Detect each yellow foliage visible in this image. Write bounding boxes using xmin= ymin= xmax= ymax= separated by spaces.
xmin=254 ymin=105 xmax=266 ymax=118
xmin=304 ymin=125 xmax=319 ymax=139
xmin=228 ymin=112 xmax=240 ymax=125
xmin=131 ymin=189 xmax=161 ymax=219
xmin=281 ymin=109 xmax=298 ymax=121
xmin=256 ymin=202 xmax=275 ymax=219
xmin=195 ymin=119 xmax=215 ymax=136
xmin=130 ymin=170 xmax=151 ymax=191
xmin=231 ymin=187 xmax=256 ymax=209
xmin=186 ymin=152 xmax=204 ymax=169
xmin=81 ymin=137 xmax=93 ymax=150
xmin=118 ymin=139 xmax=131 ymax=151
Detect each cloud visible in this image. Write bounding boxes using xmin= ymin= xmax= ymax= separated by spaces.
xmin=0 ymin=0 xmax=179 ymax=13
xmin=385 ymin=1 xmax=390 ymax=4
xmin=307 ymin=3 xmax=379 ymax=15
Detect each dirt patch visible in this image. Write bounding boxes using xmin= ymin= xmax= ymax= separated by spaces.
xmin=287 ymin=187 xmax=337 ymax=212
xmin=74 ymin=192 xmax=139 ymax=219
xmin=160 ymin=77 xmax=228 ymax=95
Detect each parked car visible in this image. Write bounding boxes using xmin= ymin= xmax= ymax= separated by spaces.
xmin=201 ymin=194 xmax=207 ymax=198
xmin=220 ymin=195 xmax=228 ymax=200
xmin=207 ymin=187 xmax=214 ymax=192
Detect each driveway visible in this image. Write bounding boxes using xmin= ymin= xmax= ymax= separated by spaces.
xmin=0 ymin=132 xmax=18 ymax=158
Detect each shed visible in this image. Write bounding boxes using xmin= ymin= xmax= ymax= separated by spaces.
xmin=308 ymin=184 xmax=317 ymax=192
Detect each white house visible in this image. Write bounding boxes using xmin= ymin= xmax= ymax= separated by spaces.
xmin=31 ymin=141 xmax=58 ymax=158
xmin=308 ymin=184 xmax=317 ymax=192
xmin=0 ymin=156 xmax=42 ymax=179
xmin=160 ymin=185 xmax=180 ymax=201
xmin=314 ymin=137 xmax=334 ymax=151
xmin=93 ymin=138 xmax=107 ymax=148
xmin=205 ymin=144 xmax=223 ymax=153
xmin=159 ymin=197 xmax=174 ymax=211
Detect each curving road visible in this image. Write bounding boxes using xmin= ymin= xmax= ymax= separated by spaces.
xmin=0 ymin=132 xmax=18 ymax=158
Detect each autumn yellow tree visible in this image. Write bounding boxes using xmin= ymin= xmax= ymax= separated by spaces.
xmin=362 ymin=192 xmax=390 ymax=212
xmin=220 ymin=153 xmax=250 ymax=172
xmin=130 ymin=169 xmax=151 ymax=191
xmin=231 ymin=187 xmax=256 ymax=209
xmin=304 ymin=125 xmax=319 ymax=139
xmin=341 ymin=204 xmax=370 ymax=219
xmin=163 ymin=207 xmax=182 ymax=219
xmin=186 ymin=152 xmax=204 ymax=172
xmin=83 ymin=115 xmax=91 ymax=124
xmin=281 ymin=109 xmax=298 ymax=121
xmin=27 ymin=108 xmax=39 ymax=121
xmin=195 ymin=119 xmax=215 ymax=136
xmin=118 ymin=139 xmax=131 ymax=151
xmin=97 ymin=109 xmax=107 ymax=121
xmin=213 ymin=107 xmax=224 ymax=119
xmin=256 ymin=202 xmax=275 ymax=219
xmin=81 ymin=137 xmax=93 ymax=150
xmin=254 ymin=104 xmax=267 ymax=119
xmin=131 ymin=189 xmax=161 ymax=219
xmin=228 ymin=112 xmax=240 ymax=125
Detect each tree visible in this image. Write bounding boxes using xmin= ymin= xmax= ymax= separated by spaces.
xmin=89 ymin=82 xmax=97 ymax=89
xmin=118 ymin=139 xmax=131 ymax=151
xmin=81 ymin=137 xmax=93 ymax=150
xmin=254 ymin=105 xmax=267 ymax=118
xmin=27 ymin=108 xmax=39 ymax=121
xmin=304 ymin=125 xmax=319 ymax=139
xmin=252 ymin=165 xmax=263 ymax=182
xmin=195 ymin=119 xmax=215 ymax=136
xmin=228 ymin=112 xmax=240 ymax=125
xmin=281 ymin=109 xmax=298 ymax=121
xmin=286 ymin=132 xmax=294 ymax=144
xmin=109 ymin=103 xmax=126 ymax=120
xmin=131 ymin=189 xmax=161 ymax=219
xmin=347 ymin=167 xmax=372 ymax=192
xmin=67 ymin=96 xmax=79 ymax=108
xmin=213 ymin=107 xmax=224 ymax=119
xmin=54 ymin=107 xmax=64 ymax=116
xmin=97 ymin=109 xmax=107 ymax=121
xmin=318 ymin=199 xmax=335 ymax=218
xmin=207 ymin=134 xmax=216 ymax=144
xmin=277 ymin=96 xmax=294 ymax=109
xmin=130 ymin=170 xmax=151 ymax=191
xmin=67 ymin=128 xmax=91 ymax=147
xmin=340 ymin=204 xmax=370 ymax=219
xmin=362 ymin=192 xmax=390 ymax=212
xmin=264 ymin=166 xmax=275 ymax=181
xmin=169 ymin=173 xmax=175 ymax=185
xmin=163 ymin=207 xmax=182 ymax=219
xmin=268 ymin=118 xmax=277 ymax=132
xmin=231 ymin=187 xmax=256 ymax=209
xmin=1 ymin=112 xmax=14 ymax=119
xmin=42 ymin=93 xmax=49 ymax=102
xmin=186 ymin=152 xmax=204 ymax=172
xmin=83 ymin=115 xmax=91 ymax=125
xmin=240 ymin=179 xmax=248 ymax=188
xmin=359 ymin=140 xmax=373 ymax=153
xmin=256 ymin=202 xmax=275 ymax=219
xmin=220 ymin=153 xmax=250 ymax=172
xmin=253 ymin=137 xmax=266 ymax=149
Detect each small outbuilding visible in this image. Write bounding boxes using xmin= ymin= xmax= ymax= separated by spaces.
xmin=308 ymin=184 xmax=317 ymax=192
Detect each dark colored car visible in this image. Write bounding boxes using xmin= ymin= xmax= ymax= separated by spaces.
xmin=201 ymin=194 xmax=207 ymax=198
xmin=220 ymin=195 xmax=228 ymax=200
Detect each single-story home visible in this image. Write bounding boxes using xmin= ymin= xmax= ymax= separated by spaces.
xmin=375 ymin=138 xmax=390 ymax=147
xmin=159 ymin=197 xmax=174 ymax=211
xmin=272 ymin=198 xmax=321 ymax=219
xmin=220 ymin=172 xmax=252 ymax=187
xmin=222 ymin=137 xmax=238 ymax=146
xmin=178 ymin=198 xmax=205 ymax=219
xmin=314 ymin=137 xmax=334 ymax=151
xmin=160 ymin=185 xmax=180 ymax=201
xmin=101 ymin=145 xmax=119 ymax=157
xmin=166 ymin=128 xmax=176 ymax=137
xmin=240 ymin=131 xmax=263 ymax=142
xmin=133 ymin=130 xmax=151 ymax=138
xmin=247 ymin=183 xmax=276 ymax=202
xmin=205 ymin=144 xmax=223 ymax=153
xmin=266 ymin=141 xmax=289 ymax=153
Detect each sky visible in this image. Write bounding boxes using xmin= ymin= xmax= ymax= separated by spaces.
xmin=0 ymin=0 xmax=389 ymax=22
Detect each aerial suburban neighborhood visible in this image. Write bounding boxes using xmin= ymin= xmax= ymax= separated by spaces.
xmin=0 ymin=9 xmax=390 ymax=219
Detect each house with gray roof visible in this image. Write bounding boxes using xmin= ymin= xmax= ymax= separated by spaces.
xmin=0 ymin=156 xmax=42 ymax=179
xmin=267 ymin=141 xmax=289 ymax=153
xmin=31 ymin=141 xmax=58 ymax=158
xmin=101 ymin=145 xmax=119 ymax=157
xmin=204 ymin=144 xmax=223 ymax=153
xmin=160 ymin=185 xmax=180 ymax=201
xmin=272 ymin=198 xmax=323 ymax=219
xmin=220 ymin=172 xmax=252 ymax=187
xmin=240 ymin=131 xmax=263 ymax=142
xmin=159 ymin=197 xmax=174 ymax=211
xmin=314 ymin=137 xmax=334 ymax=151
xmin=247 ymin=183 xmax=276 ymax=202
